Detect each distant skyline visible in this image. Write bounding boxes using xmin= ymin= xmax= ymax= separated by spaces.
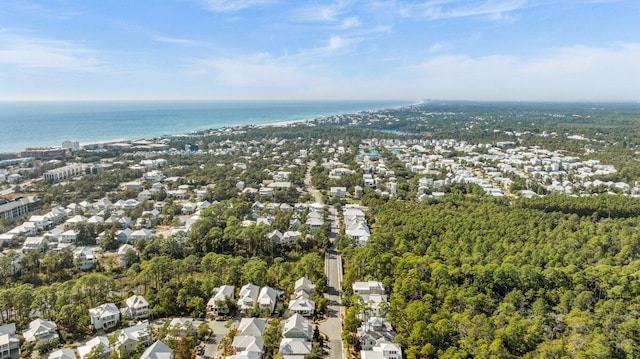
xmin=0 ymin=0 xmax=638 ymax=102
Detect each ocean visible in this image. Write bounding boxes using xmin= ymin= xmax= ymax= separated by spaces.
xmin=0 ymin=100 xmax=410 ymax=153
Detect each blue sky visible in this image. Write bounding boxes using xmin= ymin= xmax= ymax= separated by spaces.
xmin=0 ymin=0 xmax=638 ymax=101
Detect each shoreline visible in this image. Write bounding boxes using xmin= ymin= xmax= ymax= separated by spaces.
xmin=1 ymin=101 xmax=416 ymax=155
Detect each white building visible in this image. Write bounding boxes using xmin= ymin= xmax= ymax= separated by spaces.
xmin=121 ymin=295 xmax=149 ymax=320
xmin=89 ymin=303 xmax=120 ymax=331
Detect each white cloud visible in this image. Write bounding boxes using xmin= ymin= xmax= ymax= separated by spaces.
xmin=428 ymin=41 xmax=453 ymax=53
xmin=152 ymin=35 xmax=208 ymax=47
xmin=394 ymin=0 xmax=528 ymax=20
xmin=0 ymin=31 xmax=105 ymax=72
xmin=198 ymin=0 xmax=275 ymax=12
xmin=405 ymin=43 xmax=640 ymax=101
xmin=339 ymin=16 xmax=362 ymax=29
xmin=185 ymin=53 xmax=315 ymax=88
xmin=292 ymin=0 xmax=355 ymax=22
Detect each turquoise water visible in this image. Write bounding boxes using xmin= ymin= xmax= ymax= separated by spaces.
xmin=0 ymin=100 xmax=410 ymax=153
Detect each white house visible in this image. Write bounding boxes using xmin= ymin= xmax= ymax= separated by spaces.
xmin=360 ymin=342 xmax=403 ymax=359
xmin=237 ymin=284 xmax=260 ymax=313
xmin=357 ymin=317 xmax=396 ymax=351
xmin=237 ymin=318 xmax=266 ymax=337
xmin=73 ymin=247 xmax=97 ymax=271
xmin=279 ymin=338 xmax=312 ymax=357
xmin=281 ymin=231 xmax=301 ymax=245
xmin=48 ymin=348 xmax=76 ymax=359
xmin=60 ymin=230 xmax=78 ymax=243
xmin=330 ymin=187 xmax=347 ymax=198
xmin=0 ymin=323 xmax=20 ymax=359
xmin=89 ymin=303 xmax=120 ymax=331
xmin=121 ymin=295 xmax=149 ymax=320
xmin=257 ymin=286 xmax=277 ymax=315
xmin=22 ymin=237 xmax=48 ymax=253
xmin=22 ymin=318 xmax=58 ymax=342
xmin=346 ymin=222 xmax=370 ymax=246
xmin=288 ymin=297 xmax=316 ymax=317
xmin=140 ymin=340 xmax=173 ymax=359
xmin=129 ymin=229 xmax=153 ymax=242
xmin=118 ymin=244 xmax=137 ymax=268
xmin=207 ymin=285 xmax=235 ymax=317
xmin=294 ymin=277 xmax=315 ymax=297
xmin=114 ymin=321 xmax=152 ymax=356
xmin=231 ymin=336 xmax=264 ymax=354
xmin=77 ymin=336 xmax=112 ymax=359
xmin=352 ymin=281 xmax=385 ymax=296
xmin=282 ymin=314 xmax=312 ymax=340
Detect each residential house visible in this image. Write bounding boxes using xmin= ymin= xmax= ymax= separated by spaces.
xmin=237 ymin=318 xmax=266 ymax=337
xmin=294 ymin=277 xmax=315 ymax=298
xmin=252 ymin=201 xmax=264 ymax=212
xmin=225 ymin=351 xmax=260 ymax=359
xmin=45 ymin=206 xmax=66 ymax=225
xmin=181 ymin=202 xmax=196 ymax=214
xmin=360 ymin=342 xmax=402 ymax=359
xmin=129 ymin=229 xmax=153 ymax=242
xmin=121 ymin=295 xmax=149 ymax=320
xmin=122 ymin=199 xmax=140 ymax=211
xmin=266 ymin=230 xmax=283 ymax=244
xmin=330 ymin=187 xmax=347 ymax=198
xmin=207 ymin=285 xmax=235 ymax=317
xmin=237 ymin=284 xmax=260 ymax=313
xmin=22 ymin=237 xmax=48 ymax=253
xmin=345 ymin=222 xmax=370 ymax=246
xmin=118 ymin=244 xmax=137 ymax=268
xmin=257 ymin=286 xmax=277 ymax=315
xmin=289 ymin=216 xmax=302 ymax=229
xmin=140 ymin=341 xmax=173 ymax=359
xmin=0 ymin=233 xmax=16 ymax=247
xmin=66 ymin=215 xmax=88 ymax=227
xmin=358 ymin=294 xmax=389 ymax=319
xmin=89 ymin=303 xmax=120 ymax=331
xmin=123 ymin=182 xmax=143 ymax=192
xmin=78 ymin=337 xmax=112 ymax=359
xmin=94 ymin=198 xmax=112 ymax=211
xmin=114 ymin=321 xmax=152 ymax=356
xmin=73 ymin=247 xmax=97 ymax=270
xmin=22 ymin=318 xmax=58 ymax=342
xmin=60 ymin=230 xmax=78 ymax=243
xmin=357 ymin=317 xmax=396 ymax=351
xmin=352 ymin=281 xmax=385 ymax=296
xmin=231 ymin=336 xmax=264 ymax=354
xmin=259 ymin=187 xmax=274 ymax=198
xmin=0 ymin=252 xmax=22 ymax=276
xmin=28 ymin=215 xmax=50 ymax=231
xmin=305 ymin=212 xmax=323 ymax=231
xmin=281 ymin=231 xmax=301 ymax=245
xmin=282 ymin=314 xmax=312 ymax=340
xmin=0 ymin=323 xmax=20 ymax=359
xmin=288 ymin=297 xmax=316 ymax=317
xmin=138 ymin=190 xmax=152 ymax=202
xmin=48 ymin=348 xmax=76 ymax=359
xmin=279 ymin=338 xmax=312 ymax=357
xmin=87 ymin=215 xmax=105 ymax=226
xmin=116 ymin=228 xmax=134 ymax=243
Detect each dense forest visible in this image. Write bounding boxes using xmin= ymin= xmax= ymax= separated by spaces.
xmin=340 ymin=192 xmax=640 ymax=358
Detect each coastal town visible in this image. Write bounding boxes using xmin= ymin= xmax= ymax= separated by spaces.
xmin=2 ymin=103 xmax=640 ymax=359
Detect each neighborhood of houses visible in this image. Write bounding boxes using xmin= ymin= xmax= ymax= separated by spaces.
xmin=3 ymin=108 xmax=636 ymax=359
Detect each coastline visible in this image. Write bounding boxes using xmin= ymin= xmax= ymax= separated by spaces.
xmin=1 ymin=100 xmax=415 ymax=155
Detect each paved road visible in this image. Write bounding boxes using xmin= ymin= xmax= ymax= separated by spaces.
xmin=304 ymin=161 xmax=323 ymax=204
xmin=204 ymin=319 xmax=237 ymax=359
xmin=319 ymin=205 xmax=344 ymax=359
